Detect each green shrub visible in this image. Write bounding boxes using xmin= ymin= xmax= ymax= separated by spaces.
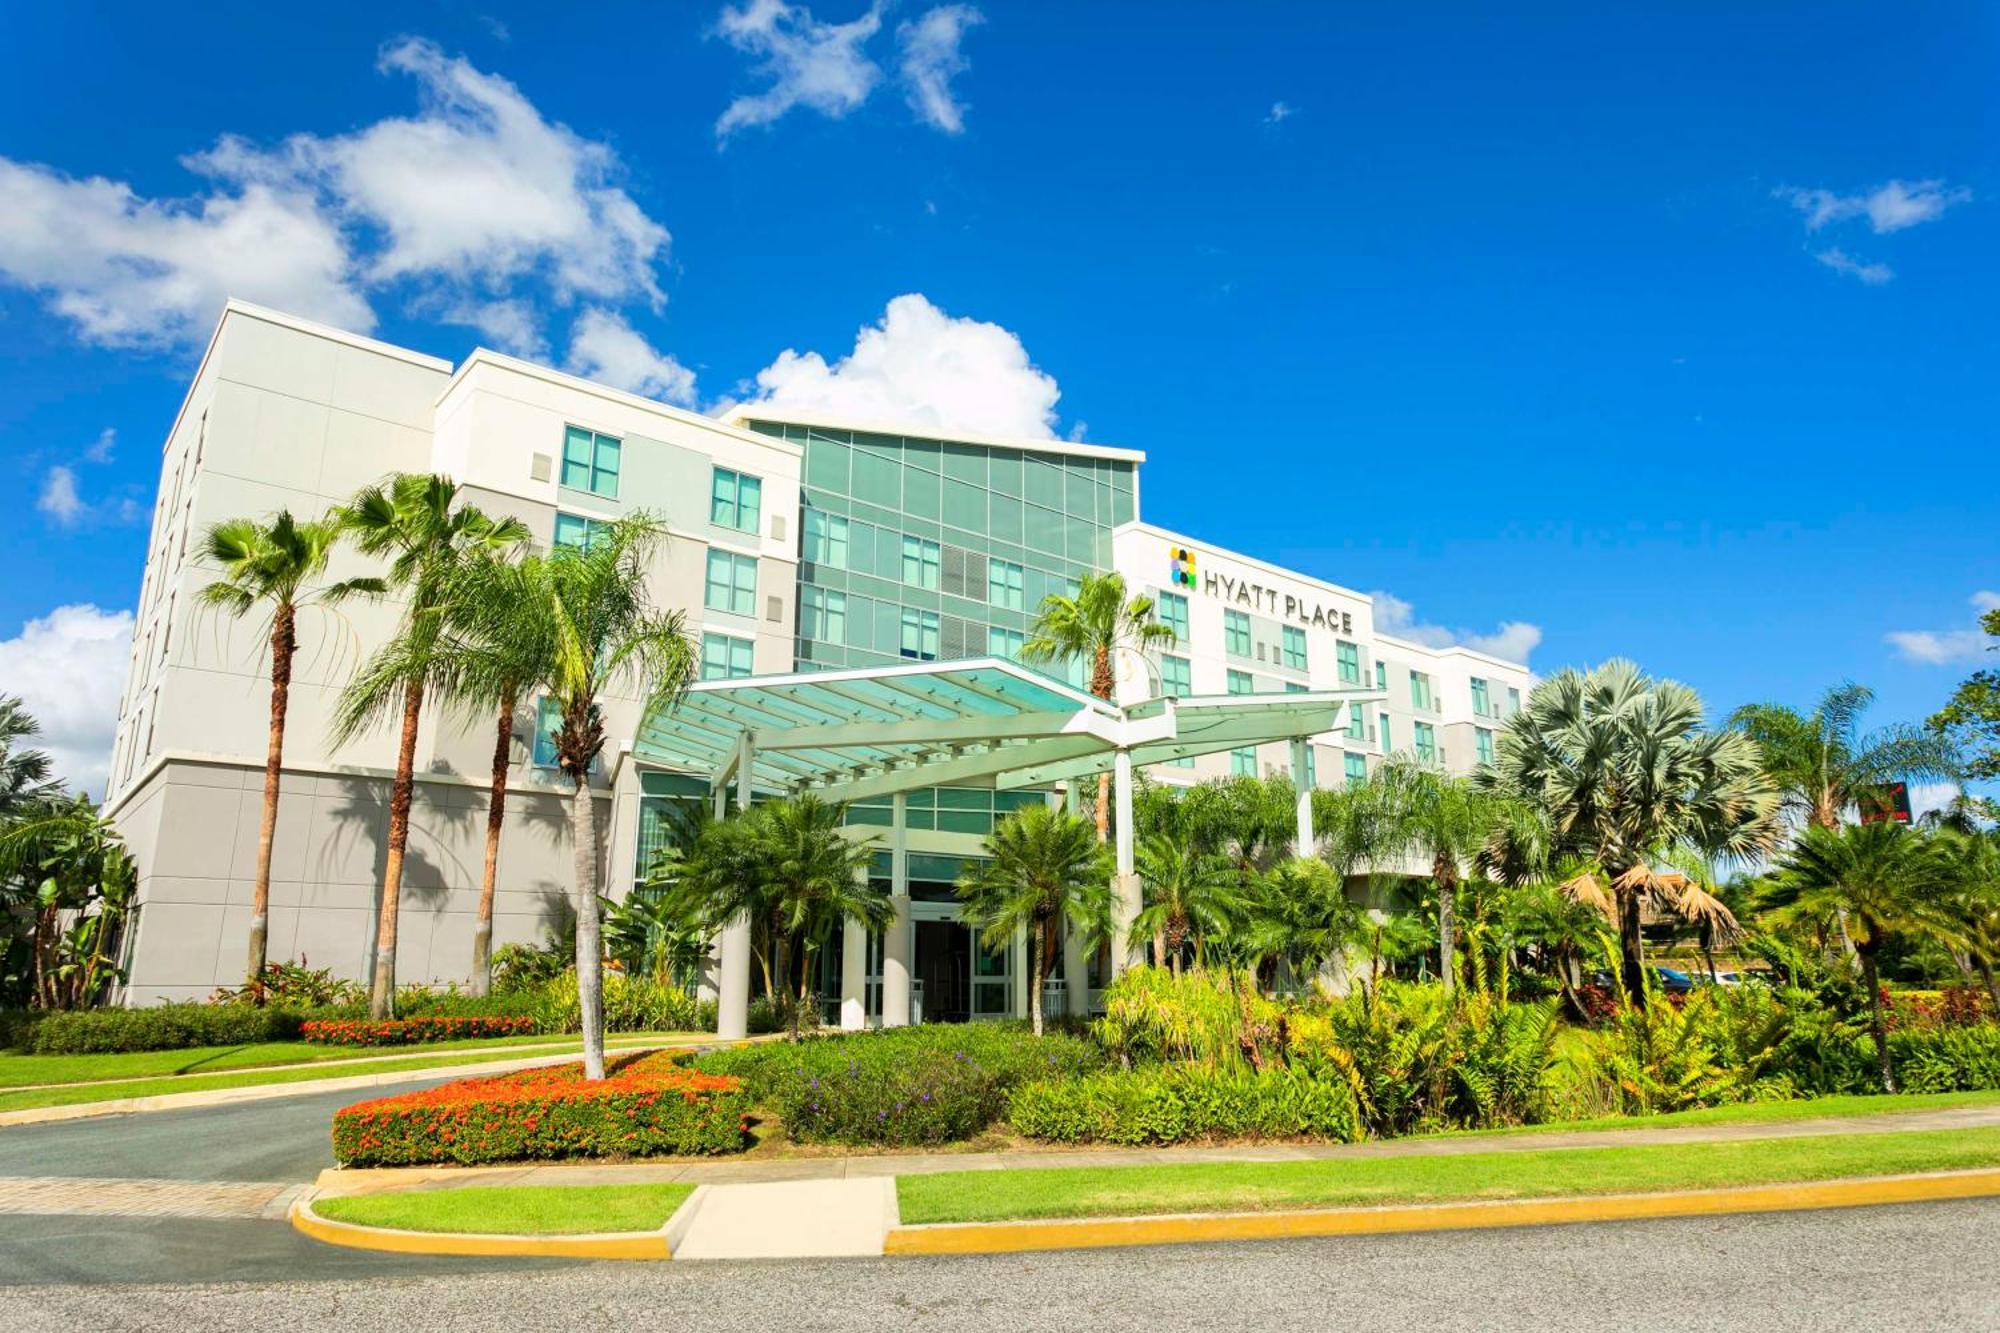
xmin=25 ymin=1002 xmax=312 ymax=1054
xmin=1092 ymin=967 xmax=1284 ymax=1070
xmin=522 ymin=970 xmax=715 ymax=1035
xmin=1890 ymin=1025 xmax=2000 ymax=1093
xmin=1009 ymin=1065 xmax=1360 ymax=1145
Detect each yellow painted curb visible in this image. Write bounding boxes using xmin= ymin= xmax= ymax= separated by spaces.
xmin=290 ymin=1194 xmax=672 ymax=1260
xmin=885 ymin=1167 xmax=2000 ymax=1255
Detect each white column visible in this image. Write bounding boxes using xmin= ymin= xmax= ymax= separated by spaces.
xmin=839 ymin=916 xmax=867 ymax=1030
xmin=1062 ymin=916 xmax=1089 ymax=1018
xmin=716 ymin=740 xmax=755 ymax=1040
xmin=880 ymin=791 xmax=912 ymax=1027
xmin=1291 ymin=736 xmax=1316 ymax=857
xmin=1111 ymin=749 xmax=1143 ymax=974
xmin=701 ymin=776 xmax=727 ymax=1006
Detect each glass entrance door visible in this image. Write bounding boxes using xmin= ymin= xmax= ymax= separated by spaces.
xmin=970 ymin=930 xmax=1012 ymax=1019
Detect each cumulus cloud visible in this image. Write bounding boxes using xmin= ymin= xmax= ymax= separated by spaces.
xmin=898 ymin=5 xmax=982 ymax=133
xmin=1814 ymin=247 xmax=1894 ymax=285
xmin=36 ymin=427 xmax=141 ymax=529
xmin=1886 ymin=591 xmax=2000 ymax=665
xmin=0 ymin=604 xmax=133 ymax=797
xmin=714 ymin=0 xmax=885 ymax=140
xmin=36 ymin=467 xmax=85 ymax=525
xmin=1781 ymin=179 xmax=1971 ymax=234
xmin=1371 ymin=591 xmax=1542 ymax=665
xmin=744 ymin=293 xmax=1061 ymax=438
xmin=1264 ymin=101 xmax=1298 ymax=125
xmin=567 ymin=308 xmax=698 ymax=405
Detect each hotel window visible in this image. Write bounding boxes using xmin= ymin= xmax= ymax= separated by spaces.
xmin=900 ymin=608 xmax=940 ymax=661
xmin=1346 ymin=703 xmax=1368 ymax=741
xmin=1471 ymin=677 xmax=1491 ymax=717
xmin=988 ymin=558 xmax=1025 ymax=610
xmin=1380 ymin=713 xmax=1391 ymax=753
xmin=1286 ymin=681 xmax=1307 ymax=694
xmin=1344 ymin=752 xmax=1369 ymax=787
xmin=1227 ymin=668 xmax=1254 ymax=695
xmin=532 ymin=696 xmax=562 ymax=768
xmin=1231 ymin=746 xmax=1258 ymax=776
xmin=801 ymin=587 xmax=847 ymax=642
xmin=1224 ymin=609 xmax=1251 ymax=657
xmin=1475 ymin=727 xmax=1495 ymax=766
xmin=1409 ymin=670 xmax=1435 ymax=712
xmin=1507 ymin=685 xmax=1522 ymax=716
xmin=1281 ymin=625 xmax=1308 ymax=671
xmin=704 ymin=549 xmax=758 ymax=616
xmin=1414 ymin=721 xmax=1438 ymax=763
xmin=803 ymin=510 xmax=849 ymax=568
xmin=1157 ymin=590 xmax=1189 ymax=641
xmin=901 ymin=535 xmax=941 ymax=590
xmin=553 ymin=512 xmax=612 ymax=551
xmin=988 ymin=626 xmax=1025 ymax=660
xmin=1160 ymin=653 xmax=1192 ymax=697
xmin=701 ymin=633 xmax=754 ymax=681
xmin=710 ymin=467 xmax=762 ymax=533
xmin=1337 ymin=639 xmax=1361 ymax=685
xmin=1375 ymin=660 xmax=1387 ymax=690
xmin=561 ymin=426 xmax=620 ymax=498
xmin=1298 ymin=745 xmax=1317 ymax=788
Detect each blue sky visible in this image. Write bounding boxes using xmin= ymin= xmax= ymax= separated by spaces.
xmin=0 ymin=2 xmax=1993 ymax=794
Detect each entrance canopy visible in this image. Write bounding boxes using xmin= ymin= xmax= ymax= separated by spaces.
xmin=631 ymin=656 xmax=1377 ymax=804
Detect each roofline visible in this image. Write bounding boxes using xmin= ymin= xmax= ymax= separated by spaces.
xmin=1374 ymin=632 xmax=1533 ymax=673
xmin=440 ymin=349 xmax=803 ymax=457
xmin=717 ymin=405 xmax=1145 ymax=464
xmin=1114 ymin=521 xmax=1375 ymax=606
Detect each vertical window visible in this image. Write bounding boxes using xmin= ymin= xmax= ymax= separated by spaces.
xmin=1475 ymin=727 xmax=1495 ymax=766
xmin=561 ymin=426 xmax=620 ymax=498
xmin=1226 ymin=668 xmax=1254 ymax=695
xmin=704 ymin=549 xmax=758 ymax=616
xmin=1470 ymin=678 xmax=1491 ymax=717
xmin=803 ymin=511 xmax=849 ymax=568
xmin=532 ymin=697 xmax=562 ymax=768
xmin=988 ymin=626 xmax=1025 ymax=659
xmin=1298 ymin=745 xmax=1317 ymax=789
xmin=1508 ymin=686 xmax=1522 ymax=716
xmin=553 ymin=512 xmax=611 ymax=551
xmin=1157 ymin=591 xmax=1189 ymax=640
xmin=802 ymin=587 xmax=847 ymax=642
xmin=1337 ymin=639 xmax=1360 ymax=684
xmin=1344 ymin=752 xmax=1368 ymax=787
xmin=901 ymin=536 xmax=941 ymax=589
xmin=1224 ymin=609 xmax=1251 ymax=656
xmin=1231 ymin=747 xmax=1258 ymax=777
xmin=1281 ymin=625 xmax=1308 ymax=671
xmin=1380 ymin=713 xmax=1391 ymax=753
xmin=1414 ymin=721 xmax=1437 ymax=763
xmin=1409 ymin=670 xmax=1434 ymax=712
xmin=988 ymin=559 xmax=1025 ymax=610
xmin=701 ymin=633 xmax=754 ymax=680
xmin=1375 ymin=660 xmax=1387 ymax=690
xmin=1346 ymin=703 xmax=1367 ymax=741
xmin=900 ymin=608 xmax=940 ymax=660
xmin=1160 ymin=654 xmax=1192 ymax=697
xmin=710 ymin=467 xmax=763 ymax=533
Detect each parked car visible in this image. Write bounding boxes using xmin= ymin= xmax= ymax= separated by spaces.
xmin=1651 ymin=966 xmax=1694 ymax=994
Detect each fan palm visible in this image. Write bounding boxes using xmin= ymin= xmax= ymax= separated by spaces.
xmin=0 ymin=697 xmax=61 ymax=815
xmin=1133 ymin=833 xmax=1245 ymax=973
xmin=1729 ymin=682 xmax=1960 ymax=831
xmin=1764 ymin=821 xmax=1960 ymax=1091
xmin=197 ymin=510 xmax=379 ymax=996
xmin=333 ymin=474 xmax=527 ymax=1018
xmin=1478 ymin=660 xmax=1781 ymax=1009
xmin=957 ymin=803 xmax=1114 ymax=1036
xmin=1022 ymin=572 xmax=1175 ymax=840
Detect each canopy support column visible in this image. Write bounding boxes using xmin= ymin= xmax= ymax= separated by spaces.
xmin=881 ymin=792 xmax=912 ymax=1028
xmin=1291 ymin=736 xmax=1316 ymax=857
xmin=1111 ymin=747 xmax=1143 ymax=974
xmin=716 ymin=737 xmax=753 ymax=1041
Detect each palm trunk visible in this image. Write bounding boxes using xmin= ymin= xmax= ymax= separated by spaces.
xmin=571 ymin=773 xmax=605 ymax=1080
xmin=470 ymin=689 xmax=516 ymax=998
xmin=1979 ymin=958 xmax=2000 ymax=1019
xmin=1617 ymin=880 xmax=1648 ymax=1012
xmin=1029 ymin=913 xmax=1046 ymax=1037
xmin=1435 ymin=855 xmax=1457 ymax=997
xmin=1860 ymin=945 xmax=1895 ymax=1094
xmin=247 ymin=603 xmax=295 ymax=1001
xmin=1092 ymin=645 xmax=1113 ymax=843
xmin=1152 ymin=928 xmax=1168 ymax=972
xmin=369 ymin=678 xmax=424 ymax=1019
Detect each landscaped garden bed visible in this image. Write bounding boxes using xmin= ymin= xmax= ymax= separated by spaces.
xmin=302 ymin=1015 xmax=537 ymax=1046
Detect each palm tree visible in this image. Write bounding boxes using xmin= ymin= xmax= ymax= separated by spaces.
xmin=334 ymin=475 xmax=527 ymax=1019
xmin=1478 ymin=660 xmax=1780 ymax=1009
xmin=1362 ymin=757 xmax=1507 ymax=995
xmin=0 ymin=796 xmax=138 ymax=1009
xmin=1133 ymin=833 xmax=1244 ymax=973
xmin=1730 ymin=683 xmax=1961 ymax=832
xmin=1937 ymin=830 xmax=2000 ymax=1012
xmin=197 ymin=511 xmax=378 ymax=997
xmin=754 ymin=796 xmax=888 ymax=1034
xmin=1022 ymin=572 xmax=1175 ymax=840
xmin=957 ymin=803 xmax=1114 ymax=1036
xmin=1764 ymin=821 xmax=1960 ymax=1091
xmin=0 ymin=698 xmax=61 ymax=815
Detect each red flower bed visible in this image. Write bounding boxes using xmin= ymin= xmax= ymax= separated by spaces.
xmin=332 ymin=1051 xmax=748 ymax=1166
xmin=301 ymin=1015 xmax=538 ymax=1046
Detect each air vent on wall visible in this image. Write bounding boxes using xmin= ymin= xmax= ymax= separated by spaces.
xmin=940 ymin=545 xmax=989 ymax=601
xmin=766 ymin=595 xmax=784 ymax=624
xmin=939 ymin=615 xmax=976 ymax=660
xmin=771 ymin=514 xmax=786 ymax=544
xmin=530 ymin=452 xmax=552 ymax=482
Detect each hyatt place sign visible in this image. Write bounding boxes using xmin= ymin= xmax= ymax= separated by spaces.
xmin=1170 ymin=547 xmax=1355 ymax=634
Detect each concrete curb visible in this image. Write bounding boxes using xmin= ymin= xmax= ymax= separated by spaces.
xmin=883 ymin=1167 xmax=2000 ymax=1255
xmin=288 ymin=1188 xmax=692 ymax=1261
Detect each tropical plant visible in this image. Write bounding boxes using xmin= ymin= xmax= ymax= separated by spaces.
xmin=197 ymin=510 xmax=378 ymax=997
xmin=1730 ymin=682 xmax=1961 ymax=831
xmin=1478 ymin=660 xmax=1781 ymax=1008
xmin=0 ymin=797 xmax=138 ymax=1009
xmin=1930 ymin=603 xmax=2000 ymax=783
xmin=0 ymin=697 xmax=61 ymax=816
xmin=1021 ymin=572 xmax=1175 ymax=840
xmin=1938 ymin=831 xmax=2000 ymax=1012
xmin=1358 ymin=757 xmax=1508 ymax=995
xmin=1763 ymin=821 xmax=1961 ymax=1091
xmin=1253 ymin=855 xmax=1362 ymax=985
xmin=602 ymin=882 xmax=710 ymax=988
xmin=1132 ymin=832 xmax=1244 ymax=973
xmin=334 ymin=474 xmax=528 ymax=1018
xmin=958 ymin=803 xmax=1115 ymax=1036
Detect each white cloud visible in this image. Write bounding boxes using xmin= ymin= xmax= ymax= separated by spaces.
xmin=441 ymin=297 xmax=549 ymax=358
xmin=714 ymin=0 xmax=885 ymax=141
xmin=1371 ymin=591 xmax=1542 ymax=665
xmin=567 ymin=308 xmax=698 ymax=405
xmin=1887 ymin=591 xmax=2000 ymax=665
xmin=1781 ymin=179 xmax=1971 ymax=234
xmin=35 ymin=427 xmax=140 ymax=528
xmin=1814 ymin=247 xmax=1894 ymax=285
xmin=82 ymin=428 xmax=117 ymax=464
xmin=1264 ymin=101 xmax=1298 ymax=125
xmin=745 ymin=293 xmax=1061 ymax=438
xmin=0 ymin=605 xmax=133 ymax=797
xmin=37 ymin=467 xmax=85 ymax=525
xmin=898 ymin=6 xmax=983 ymax=134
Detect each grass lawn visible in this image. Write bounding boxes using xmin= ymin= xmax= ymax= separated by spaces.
xmin=0 ymin=1033 xmax=708 ymax=1113
xmin=896 ymin=1126 xmax=2000 ymax=1225
xmin=1450 ymin=1088 xmax=2000 ymax=1138
xmin=313 ymin=1183 xmax=695 ymax=1235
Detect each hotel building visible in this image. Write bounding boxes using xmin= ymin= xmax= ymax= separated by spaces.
xmin=104 ymin=303 xmax=1533 ymax=1016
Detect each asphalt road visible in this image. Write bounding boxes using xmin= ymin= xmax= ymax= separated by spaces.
xmin=3 ymin=1200 xmax=1998 ymax=1330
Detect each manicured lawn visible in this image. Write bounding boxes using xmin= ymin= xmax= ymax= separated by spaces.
xmin=896 ymin=1126 xmax=2000 ymax=1224
xmin=1529 ymin=1088 xmax=2000 ymax=1134
xmin=0 ymin=1031 xmax=601 ymax=1088
xmin=314 ymin=1183 xmax=695 ymax=1235
xmin=0 ymin=1034 xmax=708 ymax=1112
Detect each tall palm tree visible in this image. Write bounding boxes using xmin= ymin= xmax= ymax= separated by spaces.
xmin=1937 ymin=830 xmax=2000 ymax=1012
xmin=1764 ymin=821 xmax=1960 ymax=1091
xmin=957 ymin=803 xmax=1114 ymax=1036
xmin=752 ymin=795 xmax=888 ymax=1035
xmin=1478 ymin=660 xmax=1780 ymax=1009
xmin=518 ymin=514 xmax=696 ymax=1078
xmin=1022 ymin=572 xmax=1175 ymax=840
xmin=1362 ymin=757 xmax=1507 ymax=995
xmin=334 ymin=475 xmax=527 ymax=1019
xmin=0 ymin=697 xmax=61 ymax=815
xmin=1730 ymin=683 xmax=1960 ymax=831
xmin=197 ymin=511 xmax=378 ymax=997
xmin=1133 ymin=832 xmax=1245 ymax=973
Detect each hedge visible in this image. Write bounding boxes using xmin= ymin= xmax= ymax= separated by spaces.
xmin=301 ymin=1015 xmax=537 ymax=1047
xmin=22 ymin=1003 xmax=313 ymax=1054
xmin=332 ymin=1052 xmax=749 ymax=1166
xmin=1008 ymin=1065 xmax=1363 ymax=1146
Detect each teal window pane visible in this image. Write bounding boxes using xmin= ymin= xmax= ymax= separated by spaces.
xmin=702 ymin=633 xmax=754 ymax=680
xmin=1227 ymin=669 xmax=1253 ymax=695
xmin=1160 ymin=654 xmax=1191 ymax=697
xmin=1345 ymin=753 xmax=1368 ymax=787
xmin=852 ymin=450 xmax=901 ymax=507
xmin=805 ymin=437 xmax=851 ymax=493
xmin=561 ymin=426 xmax=594 ymax=490
xmin=803 ymin=587 xmax=847 ymax=642
xmin=902 ymin=536 xmax=940 ymax=589
xmin=1231 ymin=746 xmax=1257 ymax=776
xmin=988 ymin=559 xmax=1024 ymax=610
xmin=1024 ymin=504 xmax=1063 ymax=554
xmin=942 ymin=443 xmax=987 ymax=485
xmin=900 ymin=608 xmax=940 ymax=660
xmin=1224 ymin=610 xmax=1251 ymax=656
xmin=1299 ymin=746 xmax=1316 ymax=788
xmin=1346 ymin=702 xmax=1367 ymax=740
xmin=1337 ymin=640 xmax=1360 ymax=685
xmin=1024 ymin=458 xmax=1064 ymax=509
xmin=710 ymin=467 xmax=762 ymax=531
xmin=1375 ymin=661 xmax=1387 ymax=690
xmin=704 ymin=549 xmax=757 ymax=616
xmin=1414 ymin=721 xmax=1437 ymax=763
xmin=903 ymin=466 xmax=941 ymax=520
xmin=1410 ymin=671 xmax=1433 ymax=712
xmin=1475 ymin=727 xmax=1495 ymax=766
xmin=989 ymin=451 xmax=1022 ymax=496
xmin=988 ymin=626 xmax=1025 ymax=659
xmin=593 ymin=436 xmax=619 ymax=496
xmin=1157 ymin=592 xmax=1188 ymax=640
xmin=1471 ymin=677 xmax=1491 ymax=717
xmin=1282 ymin=625 xmax=1307 ymax=671
xmin=554 ymin=512 xmax=610 ymax=551
xmin=1380 ymin=713 xmax=1391 ymax=753
xmin=1064 ymin=469 xmax=1095 ymax=518
xmin=533 ymin=696 xmax=561 ymax=768
xmin=1286 ymin=682 xmax=1307 ymax=694
xmin=943 ymin=478 xmax=986 ymax=531
xmin=804 ymin=511 xmax=850 ymax=568
xmin=989 ymin=492 xmax=1023 ymax=544
xmin=1508 ymin=686 xmax=1522 ymax=715
xmin=1110 ymin=488 xmax=1136 ymax=526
